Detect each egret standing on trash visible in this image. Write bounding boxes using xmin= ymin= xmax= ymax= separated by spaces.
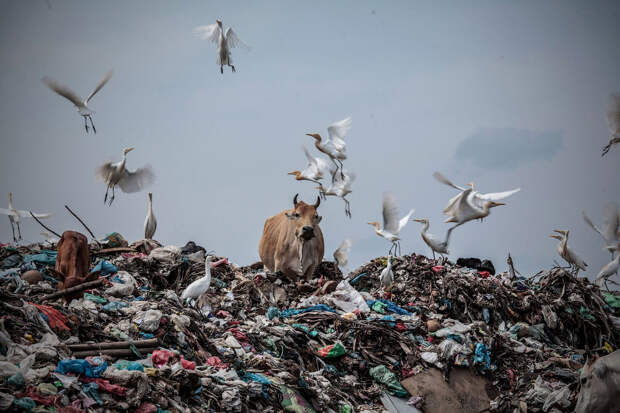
xmin=413 ymin=218 xmax=451 ymax=261
xmin=333 ymin=239 xmax=352 ymax=275
xmin=42 ymin=71 xmax=113 ymax=133
xmin=368 ymin=192 xmax=414 ymax=256
xmin=193 ymin=19 xmax=249 ymax=74
xmin=380 ymin=255 xmax=394 ymax=290
xmin=0 ymin=193 xmax=53 ymax=243
xmin=549 ymin=230 xmax=588 ymax=275
xmin=181 ymin=255 xmax=213 ymax=305
xmin=595 ymin=236 xmax=620 ymax=290
xmin=96 ymin=147 xmax=155 ymax=206
xmin=144 ymin=193 xmax=157 ymax=240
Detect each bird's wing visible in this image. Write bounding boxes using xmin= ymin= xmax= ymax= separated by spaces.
xmin=95 ymin=162 xmax=116 ymax=182
xmin=382 ymin=192 xmax=400 ymax=234
xmin=118 ymin=164 xmax=155 ymax=193
xmin=602 ymin=202 xmax=619 ymax=243
xmin=443 ymin=192 xmax=465 ymax=215
xmin=85 ymin=70 xmax=113 ymax=103
xmin=583 ymin=211 xmax=605 ymax=239
xmin=476 ymin=188 xmax=521 ymax=202
xmin=193 ymin=24 xmax=221 ymax=43
xmin=42 ymin=77 xmax=83 ymax=106
xmin=0 ymin=208 xmax=16 ymax=216
xmin=225 ymin=27 xmax=250 ymax=49
xmin=607 ymin=93 xmax=620 ymax=134
xmin=398 ymin=209 xmax=415 ymax=232
xmin=453 ymin=189 xmax=478 ymax=222
xmin=333 ymin=239 xmax=352 ymax=266
xmin=433 ymin=171 xmax=466 ymax=191
xmin=327 ymin=117 xmax=352 ymax=151
xmin=15 ymin=210 xmax=52 ymax=219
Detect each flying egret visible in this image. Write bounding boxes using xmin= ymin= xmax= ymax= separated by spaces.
xmin=144 ymin=192 xmax=157 ymax=240
xmin=433 ymin=171 xmax=520 ymax=235
xmin=0 ymin=193 xmax=52 ymax=243
xmin=595 ymin=237 xmax=620 ymax=289
xmin=181 ymin=256 xmax=213 ymax=304
xmin=412 ymin=218 xmax=451 ymax=261
xmin=549 ymin=230 xmax=587 ymax=275
xmin=193 ymin=19 xmax=249 ymax=74
xmin=368 ymin=192 xmax=414 ymax=256
xmin=318 ymin=168 xmax=356 ymax=218
xmin=602 ymin=93 xmax=620 ymax=156
xmin=288 ymin=147 xmax=331 ymax=197
xmin=306 ymin=117 xmax=352 ymax=179
xmin=42 ymin=71 xmax=112 ymax=133
xmin=583 ymin=203 xmax=619 ymax=258
xmin=333 ymin=239 xmax=352 ymax=275
xmin=380 ymin=255 xmax=394 ymax=290
xmin=96 ymin=147 xmax=155 ymax=206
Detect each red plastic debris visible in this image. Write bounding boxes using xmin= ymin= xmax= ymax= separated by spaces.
xmin=136 ymin=402 xmax=158 ymax=413
xmin=432 ymin=265 xmax=444 ymax=273
xmin=395 ymin=323 xmax=407 ymax=332
xmin=30 ymin=303 xmax=70 ymax=331
xmin=478 ymin=271 xmax=491 ymax=278
xmin=210 ymin=258 xmax=228 ymax=268
xmin=206 ymin=356 xmax=229 ymax=370
xmin=180 ymin=356 xmax=196 ymax=370
xmin=151 ymin=349 xmax=175 ymax=367
xmin=81 ymin=378 xmax=127 ymax=396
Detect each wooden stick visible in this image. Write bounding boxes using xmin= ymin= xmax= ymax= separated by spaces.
xmin=29 ymin=211 xmax=61 ymax=238
xmin=71 ymin=347 xmax=159 ymax=358
xmin=67 ymin=338 xmax=159 ymax=351
xmin=93 ymin=247 xmax=136 ymax=255
xmin=41 ymin=279 xmax=103 ymax=301
xmin=64 ymin=205 xmax=102 ymax=247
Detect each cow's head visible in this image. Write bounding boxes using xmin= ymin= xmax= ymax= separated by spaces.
xmin=286 ymin=194 xmax=322 ymax=241
xmin=576 ymin=354 xmax=609 ymax=413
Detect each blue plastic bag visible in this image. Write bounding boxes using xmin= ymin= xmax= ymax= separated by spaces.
xmin=56 ymin=359 xmax=107 ymax=377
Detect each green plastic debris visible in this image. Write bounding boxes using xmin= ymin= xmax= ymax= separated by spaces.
xmin=84 ymin=293 xmax=107 ymax=304
xmin=372 ymin=301 xmax=387 ymax=314
xmin=579 ymin=306 xmax=595 ymax=321
xmin=369 ymin=365 xmax=409 ymax=397
xmin=602 ymin=292 xmax=620 ymax=309
xmin=280 ymin=385 xmax=316 ymax=413
xmin=13 ymin=397 xmax=35 ymax=411
xmin=317 ymin=342 xmax=346 ymax=358
xmin=292 ymin=323 xmax=319 ymax=337
xmin=7 ymin=372 xmax=24 ymax=387
xmin=338 ymin=402 xmax=352 ymax=413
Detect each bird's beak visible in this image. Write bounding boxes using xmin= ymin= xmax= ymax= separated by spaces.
xmin=549 ymin=235 xmax=561 ymax=240
xmin=493 ymin=202 xmax=505 ymax=206
xmin=287 ymin=171 xmax=296 ymax=175
xmin=413 ymin=219 xmax=424 ymax=223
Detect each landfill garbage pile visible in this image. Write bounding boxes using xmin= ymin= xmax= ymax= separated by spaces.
xmin=0 ymin=239 xmax=619 ymax=413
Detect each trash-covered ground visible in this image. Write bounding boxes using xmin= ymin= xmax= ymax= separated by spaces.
xmin=1 ymin=238 xmax=619 ymax=413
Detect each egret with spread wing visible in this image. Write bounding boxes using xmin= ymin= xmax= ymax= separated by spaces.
xmin=602 ymin=93 xmax=620 ymax=156
xmin=583 ymin=203 xmax=619 ymax=258
xmin=42 ymin=71 xmax=112 ymax=133
xmin=412 ymin=218 xmax=451 ymax=261
xmin=433 ymin=171 xmax=519 ymax=236
xmin=306 ymin=117 xmax=352 ymax=179
xmin=368 ymin=192 xmax=414 ymax=256
xmin=288 ymin=147 xmax=331 ymax=197
xmin=333 ymin=239 xmax=352 ymax=275
xmin=0 ymin=193 xmax=52 ymax=243
xmin=144 ymin=193 xmax=157 ymax=240
xmin=595 ymin=236 xmax=620 ymax=289
xmin=193 ymin=19 xmax=249 ymax=74
xmin=550 ymin=230 xmax=587 ymax=275
xmin=96 ymin=147 xmax=154 ymax=206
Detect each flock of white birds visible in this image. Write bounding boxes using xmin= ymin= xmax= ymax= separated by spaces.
xmin=1 ymin=18 xmax=619 ymax=292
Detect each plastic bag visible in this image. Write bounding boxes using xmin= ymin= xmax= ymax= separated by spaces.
xmin=369 ymin=365 xmax=409 ymax=397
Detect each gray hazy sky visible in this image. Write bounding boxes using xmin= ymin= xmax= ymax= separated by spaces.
xmin=1 ymin=0 xmax=619 ymax=279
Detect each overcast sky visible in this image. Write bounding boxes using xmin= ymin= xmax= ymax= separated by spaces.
xmin=0 ymin=0 xmax=618 ymax=280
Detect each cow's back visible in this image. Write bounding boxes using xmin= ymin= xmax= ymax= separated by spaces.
xmin=56 ymin=231 xmax=89 ymax=280
xmin=258 ymin=212 xmax=287 ymax=272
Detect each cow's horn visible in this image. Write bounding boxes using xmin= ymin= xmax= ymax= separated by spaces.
xmin=314 ymin=196 xmax=320 ymax=208
xmin=293 ymin=193 xmax=299 ymax=207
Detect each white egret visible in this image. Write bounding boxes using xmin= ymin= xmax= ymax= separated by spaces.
xmin=42 ymin=71 xmax=112 ymax=133
xmin=412 ymin=218 xmax=451 ymax=261
xmin=193 ymin=19 xmax=249 ymax=74
xmin=96 ymin=147 xmax=154 ymax=206
xmin=333 ymin=239 xmax=352 ymax=274
xmin=306 ymin=117 xmax=352 ymax=179
xmin=550 ymin=230 xmax=587 ymax=275
xmin=583 ymin=203 xmax=619 ymax=258
xmin=0 ymin=193 xmax=52 ymax=243
xmin=288 ymin=147 xmax=331 ymax=194
xmin=380 ymin=255 xmax=394 ymax=290
xmin=144 ymin=193 xmax=157 ymax=240
xmin=433 ymin=171 xmax=520 ymax=235
xmin=368 ymin=193 xmax=414 ymax=256
xmin=595 ymin=237 xmax=620 ymax=289
xmin=602 ymin=93 xmax=620 ymax=156
xmin=181 ymin=256 xmax=213 ymax=303
xmin=318 ymin=168 xmax=356 ymax=217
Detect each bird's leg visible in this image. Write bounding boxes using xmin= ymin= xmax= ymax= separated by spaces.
xmin=432 ymin=250 xmax=436 ymax=261
xmin=338 ymin=159 xmax=345 ymax=179
xmin=230 ymin=64 xmax=236 ymax=73
xmin=104 ymin=186 xmax=109 ymax=204
xmin=108 ymin=186 xmax=116 ymax=206
xmin=220 ymin=65 xmax=223 ymax=74
xmin=344 ymin=199 xmax=351 ymax=218
xmin=10 ymin=220 xmax=17 ymax=243
xmin=83 ymin=116 xmax=89 ymax=133
xmin=89 ymin=116 xmax=96 ymax=134
xmin=331 ymin=159 xmax=340 ymax=183
xmin=17 ymin=221 xmax=22 ymax=241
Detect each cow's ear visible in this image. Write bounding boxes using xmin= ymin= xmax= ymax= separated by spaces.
xmin=593 ymin=362 xmax=607 ymax=379
xmin=316 ymin=215 xmax=322 ymax=223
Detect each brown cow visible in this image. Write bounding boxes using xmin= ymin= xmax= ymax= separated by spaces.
xmin=258 ymin=194 xmax=324 ymax=281
xmin=50 ymin=231 xmax=98 ymax=303
xmin=575 ymin=350 xmax=620 ymax=413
